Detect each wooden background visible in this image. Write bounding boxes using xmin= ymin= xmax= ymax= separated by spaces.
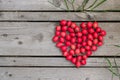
xmin=0 ymin=0 xmax=120 ymax=80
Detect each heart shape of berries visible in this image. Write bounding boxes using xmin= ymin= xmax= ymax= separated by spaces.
xmin=52 ymin=20 xmax=106 ymax=68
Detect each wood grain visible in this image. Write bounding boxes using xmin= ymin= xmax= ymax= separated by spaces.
xmin=0 ymin=0 xmax=119 ymax=10
xmin=0 ymin=22 xmax=119 ymax=56
xmin=0 ymin=57 xmax=119 ymax=67
xmin=0 ymin=68 xmax=119 ymax=80
xmin=0 ymin=12 xmax=119 ymax=21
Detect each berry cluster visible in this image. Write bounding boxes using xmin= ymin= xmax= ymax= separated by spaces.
xmin=52 ymin=20 xmax=106 ymax=68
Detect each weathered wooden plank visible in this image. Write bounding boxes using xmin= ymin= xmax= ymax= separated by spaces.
xmin=0 ymin=22 xmax=119 ymax=56
xmin=0 ymin=57 xmax=119 ymax=67
xmin=0 ymin=12 xmax=120 ymax=21
xmin=0 ymin=0 xmax=119 ymax=10
xmin=0 ymin=68 xmax=119 ymax=80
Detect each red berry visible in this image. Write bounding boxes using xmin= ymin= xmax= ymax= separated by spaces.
xmin=62 ymin=51 xmax=68 ymax=57
xmin=65 ymin=41 xmax=71 ymax=46
xmin=86 ymin=51 xmax=92 ymax=56
xmin=81 ymin=60 xmax=86 ymax=65
xmin=93 ymin=32 xmax=98 ymax=38
xmin=76 ymin=61 xmax=81 ymax=68
xmin=59 ymin=37 xmax=65 ymax=42
xmin=96 ymin=27 xmax=101 ymax=33
xmin=71 ymin=44 xmax=76 ymax=50
xmin=66 ymin=35 xmax=71 ymax=41
xmin=77 ymin=32 xmax=82 ymax=37
xmin=98 ymin=36 xmax=103 ymax=41
xmin=66 ymin=55 xmax=72 ymax=61
xmin=70 ymin=33 xmax=75 ymax=37
xmin=91 ymin=45 xmax=97 ymax=51
xmin=61 ymin=26 xmax=67 ymax=31
xmin=93 ymin=39 xmax=98 ymax=45
xmin=82 ymin=42 xmax=87 ymax=46
xmin=71 ymin=22 xmax=76 ymax=28
xmin=56 ymin=42 xmax=63 ymax=48
xmin=71 ymin=38 xmax=76 ymax=43
xmin=77 ymin=56 xmax=82 ymax=61
xmin=61 ymin=32 xmax=66 ymax=37
xmin=87 ymin=40 xmax=93 ymax=46
xmin=67 ymin=27 xmax=74 ymax=33
xmin=61 ymin=46 xmax=67 ymax=52
xmin=71 ymin=58 xmax=77 ymax=64
xmin=100 ymin=30 xmax=106 ymax=36
xmin=98 ymin=41 xmax=103 ymax=46
xmin=56 ymin=26 xmax=61 ymax=31
xmin=93 ymin=22 xmax=98 ymax=28
xmin=76 ymin=44 xmax=81 ymax=48
xmin=60 ymin=20 xmax=67 ymax=26
xmin=52 ymin=36 xmax=59 ymax=42
xmin=55 ymin=31 xmax=60 ymax=36
xmin=69 ymin=49 xmax=75 ymax=55
xmin=82 ymin=55 xmax=88 ymax=60
xmin=77 ymin=38 xmax=82 ymax=43
xmin=85 ymin=45 xmax=91 ymax=51
xmin=75 ymin=48 xmax=80 ymax=55
xmin=82 ymin=29 xmax=88 ymax=35
xmin=80 ymin=47 xmax=86 ymax=53
xmin=88 ymin=28 xmax=94 ymax=33
xmin=75 ymin=26 xmax=80 ymax=32
xmin=80 ymin=22 xmax=86 ymax=28
xmin=87 ymin=22 xmax=93 ymax=28
xmin=67 ymin=21 xmax=72 ymax=27
xmin=88 ymin=34 xmax=93 ymax=40
xmin=82 ymin=35 xmax=87 ymax=41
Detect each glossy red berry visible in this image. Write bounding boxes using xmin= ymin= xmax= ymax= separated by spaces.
xmin=98 ymin=41 xmax=103 ymax=46
xmin=61 ymin=32 xmax=66 ymax=37
xmin=98 ymin=36 xmax=103 ymax=41
xmin=77 ymin=32 xmax=82 ymax=37
xmin=86 ymin=51 xmax=92 ymax=56
xmin=77 ymin=56 xmax=82 ymax=61
xmin=55 ymin=31 xmax=60 ymax=36
xmin=71 ymin=44 xmax=76 ymax=50
xmin=82 ymin=35 xmax=87 ymax=41
xmin=75 ymin=26 xmax=80 ymax=32
xmin=93 ymin=39 xmax=98 ymax=45
xmin=75 ymin=48 xmax=80 ymax=55
xmin=66 ymin=55 xmax=72 ymax=61
xmin=56 ymin=26 xmax=61 ymax=31
xmin=60 ymin=20 xmax=67 ymax=26
xmin=96 ymin=27 xmax=101 ymax=33
xmin=87 ymin=22 xmax=93 ymax=28
xmin=62 ymin=51 xmax=68 ymax=57
xmin=91 ymin=45 xmax=97 ymax=51
xmin=67 ymin=27 xmax=74 ymax=33
xmin=56 ymin=42 xmax=63 ymax=48
xmin=80 ymin=47 xmax=86 ymax=53
xmin=65 ymin=41 xmax=71 ymax=46
xmin=71 ymin=58 xmax=77 ymax=64
xmin=82 ymin=29 xmax=88 ymax=35
xmin=87 ymin=40 xmax=93 ymax=46
xmin=77 ymin=38 xmax=82 ymax=43
xmin=67 ymin=21 xmax=72 ymax=27
xmin=82 ymin=41 xmax=87 ymax=46
xmin=71 ymin=38 xmax=76 ymax=43
xmin=100 ymin=30 xmax=106 ymax=36
xmin=52 ymin=36 xmax=59 ymax=42
xmin=88 ymin=28 xmax=94 ymax=33
xmin=61 ymin=46 xmax=67 ymax=52
xmin=93 ymin=22 xmax=98 ymax=28
xmin=70 ymin=33 xmax=75 ymax=37
xmin=81 ymin=60 xmax=86 ymax=65
xmin=69 ymin=49 xmax=75 ymax=55
xmin=76 ymin=44 xmax=81 ymax=48
xmin=88 ymin=34 xmax=93 ymax=40
xmin=76 ymin=61 xmax=81 ymax=68
xmin=93 ymin=32 xmax=98 ymax=38
xmin=66 ymin=35 xmax=71 ymax=41
xmin=82 ymin=55 xmax=88 ymax=60
xmin=71 ymin=22 xmax=76 ymax=28
xmin=59 ymin=37 xmax=65 ymax=42
xmin=61 ymin=26 xmax=67 ymax=31
xmin=85 ymin=45 xmax=91 ymax=51
xmin=80 ymin=22 xmax=86 ymax=28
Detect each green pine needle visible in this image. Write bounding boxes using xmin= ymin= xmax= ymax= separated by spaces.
xmin=87 ymin=0 xmax=97 ymax=9
xmin=90 ymin=0 xmax=107 ymax=10
xmin=64 ymin=0 xmax=70 ymax=11
xmin=114 ymin=45 xmax=120 ymax=47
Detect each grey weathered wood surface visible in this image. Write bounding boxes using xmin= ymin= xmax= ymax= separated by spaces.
xmin=0 ymin=57 xmax=120 ymax=67
xmin=0 ymin=22 xmax=119 ymax=56
xmin=0 ymin=12 xmax=119 ymax=21
xmin=0 ymin=0 xmax=120 ymax=80
xmin=0 ymin=0 xmax=119 ymax=10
